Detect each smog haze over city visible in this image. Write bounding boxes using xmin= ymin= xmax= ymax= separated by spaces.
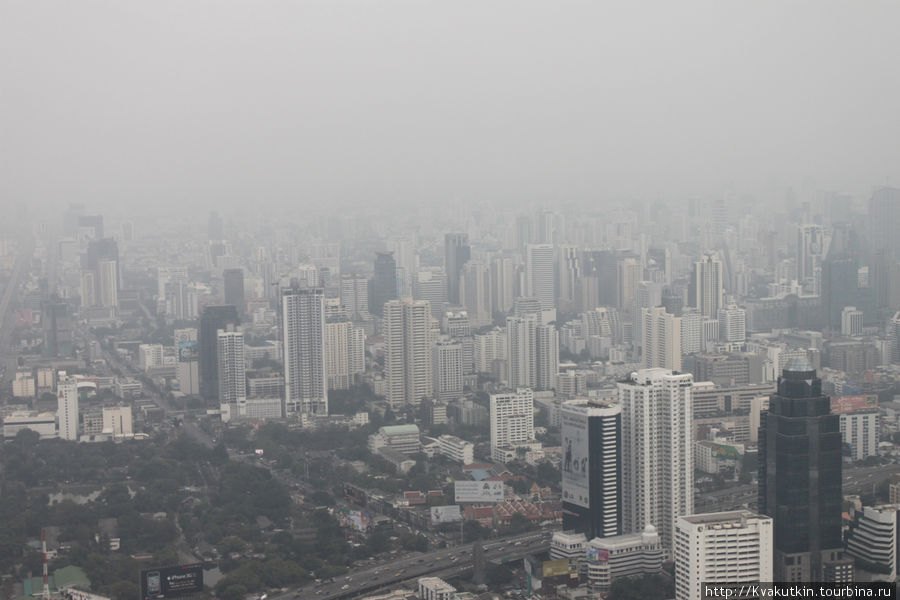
xmin=4 ymin=1 xmax=900 ymax=216
xmin=2 ymin=2 xmax=900 ymax=600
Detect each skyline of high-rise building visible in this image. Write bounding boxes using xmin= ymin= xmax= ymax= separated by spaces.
xmin=618 ymin=368 xmax=694 ymax=555
xmin=561 ymin=399 xmax=622 ymax=540
xmin=444 ymin=233 xmax=471 ymax=306
xmin=383 ymin=298 xmax=433 ymax=408
xmin=689 ymin=253 xmax=724 ymax=319
xmin=432 ymin=337 xmax=463 ymax=402
xmin=370 ymin=251 xmax=398 ymax=318
xmin=223 ymin=268 xmax=245 ymax=313
xmin=759 ymin=358 xmax=845 ymax=582
xmin=642 ymin=306 xmax=682 ymax=372
xmin=340 ymin=274 xmax=371 ymax=322
xmin=81 ymin=237 xmax=119 ymax=311
xmin=459 ymin=260 xmax=492 ymax=328
xmin=57 ymin=375 xmax=79 ymax=441
xmin=8 ymin=8 xmax=900 ymax=596
xmin=217 ymin=327 xmax=246 ymax=406
xmin=199 ymin=304 xmax=240 ymax=400
xmin=526 ymin=243 xmax=555 ymax=311
xmin=282 ymin=285 xmax=328 ymax=416
xmin=869 ymin=187 xmax=900 ymax=261
xmin=489 ymin=388 xmax=536 ymax=463
xmin=674 ymin=511 xmax=773 ymax=600
xmin=174 ymin=327 xmax=200 ymax=396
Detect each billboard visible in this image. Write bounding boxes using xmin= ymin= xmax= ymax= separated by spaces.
xmin=454 ymin=480 xmax=505 ymax=503
xmin=707 ymin=443 xmax=742 ymax=460
xmin=541 ymin=559 xmax=572 ymax=578
xmin=431 ymin=505 xmax=462 ymax=524
xmin=831 ymin=395 xmax=878 ymax=414
xmin=177 ymin=340 xmax=198 ymax=362
xmin=140 ymin=564 xmax=203 ymax=600
xmin=585 ymin=547 xmax=609 ymax=562
xmin=339 ymin=509 xmax=370 ymax=531
xmin=561 ymin=406 xmax=590 ymax=508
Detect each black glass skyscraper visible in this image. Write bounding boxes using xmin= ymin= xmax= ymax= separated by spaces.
xmin=370 ymin=251 xmax=397 ymax=317
xmin=758 ymin=358 xmax=844 ymax=582
xmin=199 ymin=305 xmax=240 ymax=399
xmin=444 ymin=233 xmax=470 ymax=306
xmin=208 ymin=211 xmax=224 ymax=241
xmin=223 ymin=268 xmax=245 ymax=314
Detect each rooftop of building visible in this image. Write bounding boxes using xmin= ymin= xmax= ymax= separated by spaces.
xmin=417 ymin=576 xmax=456 ymax=591
xmin=784 ymin=356 xmax=814 ymax=373
xmin=378 ymin=424 xmax=420 ymax=436
xmin=587 ymin=525 xmax=660 ymax=550
xmin=5 ymin=410 xmax=57 ymax=420
xmin=553 ymin=531 xmax=588 ymax=544
xmin=679 ymin=510 xmax=767 ymax=526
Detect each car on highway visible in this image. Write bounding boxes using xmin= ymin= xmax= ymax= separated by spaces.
xmin=341 ymin=584 xmax=349 ymax=590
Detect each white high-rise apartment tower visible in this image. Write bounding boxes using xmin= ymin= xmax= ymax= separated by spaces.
xmin=348 ymin=326 xmax=366 ymax=380
xmin=506 ymin=314 xmax=557 ymax=391
xmin=841 ymin=306 xmax=864 ymax=336
xmin=689 ymin=254 xmax=724 ymax=318
xmin=642 ymin=307 xmax=682 ymax=372
xmin=340 ymin=275 xmax=370 ymax=321
xmin=490 ymin=388 xmax=536 ymax=462
xmin=633 ymin=281 xmax=662 ymax=352
xmin=217 ymin=327 xmax=246 ymax=405
xmin=797 ymin=224 xmax=826 ymax=292
xmin=526 ymin=244 xmax=556 ymax=310
xmin=459 ymin=261 xmax=492 ymax=328
xmin=490 ymin=256 xmax=516 ymax=315
xmin=616 ymin=257 xmax=642 ymax=314
xmin=474 ymin=328 xmax=506 ymax=374
xmin=718 ymin=304 xmax=746 ymax=342
xmin=98 ymin=259 xmax=118 ymax=308
xmin=383 ymin=299 xmax=433 ymax=407
xmin=325 ymin=319 xmax=351 ymax=390
xmin=282 ymin=286 xmax=328 ymax=416
xmin=507 ymin=314 xmax=537 ymax=388
xmin=618 ymin=369 xmax=694 ymax=555
xmin=432 ymin=338 xmax=463 ymax=401
xmin=556 ymin=245 xmax=580 ymax=310
xmin=535 ymin=323 xmax=559 ymax=392
xmin=674 ymin=511 xmax=773 ymax=600
xmin=680 ymin=308 xmax=702 ymax=355
xmin=57 ymin=375 xmax=79 ymax=441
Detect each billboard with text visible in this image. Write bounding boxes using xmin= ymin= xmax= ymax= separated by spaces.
xmin=140 ymin=564 xmax=203 ymax=600
xmin=830 ymin=395 xmax=877 ymax=414
xmin=454 ymin=480 xmax=504 ymax=503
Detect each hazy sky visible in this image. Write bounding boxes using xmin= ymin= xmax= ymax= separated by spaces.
xmin=2 ymin=1 xmax=899 ymax=215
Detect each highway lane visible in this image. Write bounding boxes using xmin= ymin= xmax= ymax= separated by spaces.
xmin=695 ymin=464 xmax=900 ymax=511
xmin=277 ymin=531 xmax=552 ymax=600
xmin=0 ymin=234 xmax=34 ymax=387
